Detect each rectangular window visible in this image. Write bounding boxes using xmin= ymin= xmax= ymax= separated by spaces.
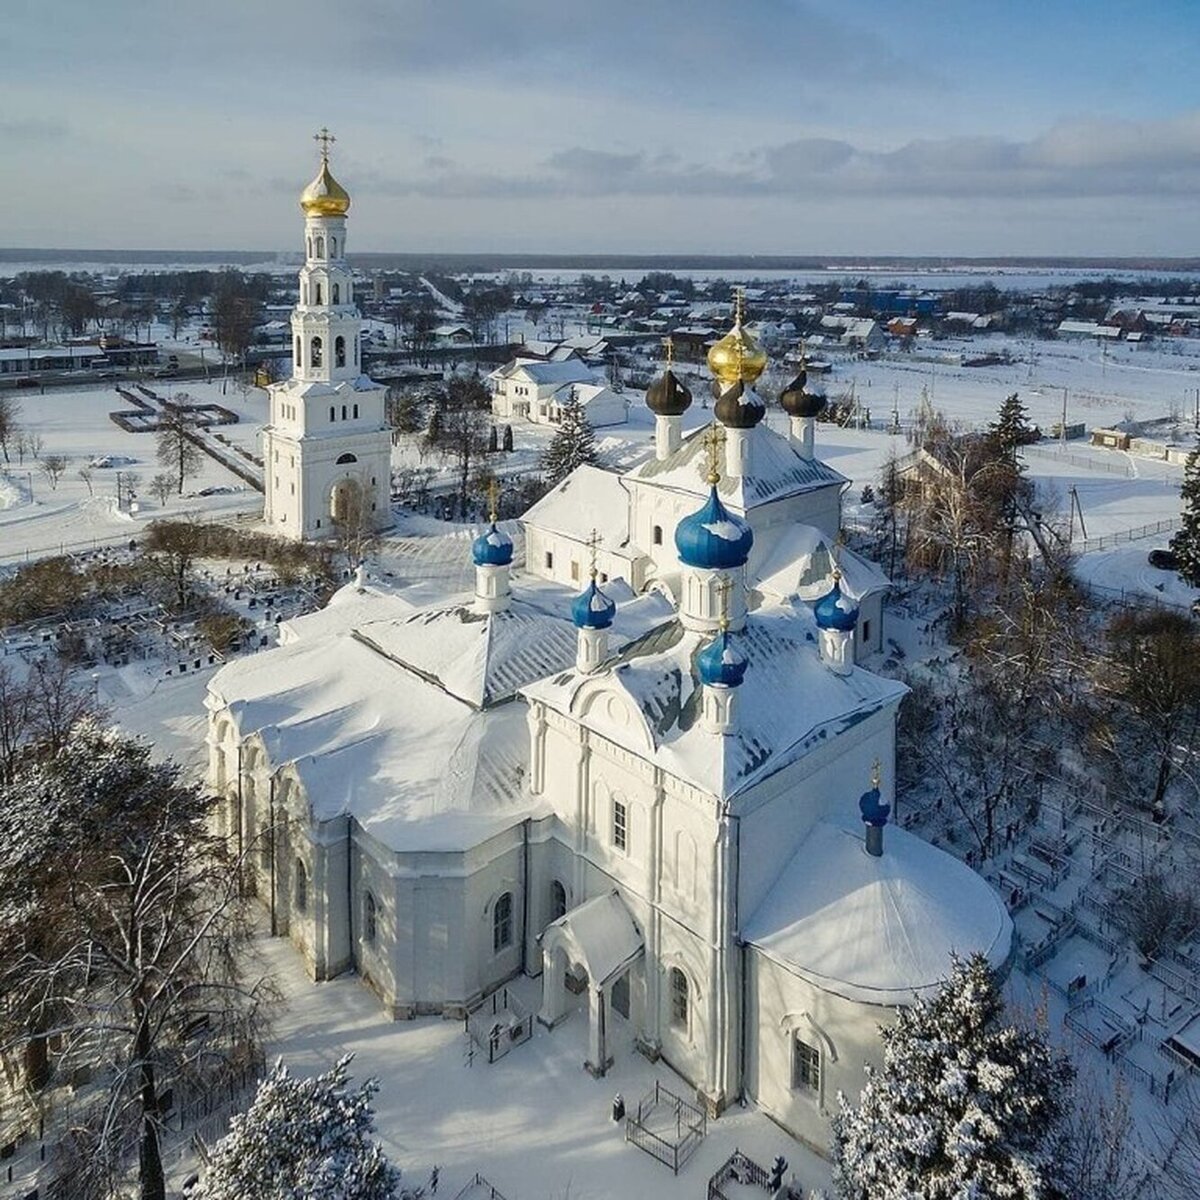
xmin=570 ymin=561 xmax=580 ymax=582
xmin=613 ymin=799 xmax=628 ymax=852
xmin=862 ymin=619 xmax=871 ymax=643
xmin=792 ymin=1036 xmax=820 ymax=1092
xmin=545 ymin=551 xmax=554 ymax=570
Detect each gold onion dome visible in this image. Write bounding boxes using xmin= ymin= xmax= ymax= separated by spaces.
xmin=706 ymin=293 xmax=768 ymax=387
xmin=300 ymin=132 xmax=351 ymax=217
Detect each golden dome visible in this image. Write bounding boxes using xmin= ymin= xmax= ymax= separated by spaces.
xmin=706 ymin=291 xmax=768 ymax=386
xmin=300 ymin=157 xmax=351 ymax=218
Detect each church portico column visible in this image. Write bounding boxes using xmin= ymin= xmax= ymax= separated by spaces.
xmin=584 ymin=981 xmax=612 ymax=1078
xmin=537 ymin=945 xmax=572 ymax=1029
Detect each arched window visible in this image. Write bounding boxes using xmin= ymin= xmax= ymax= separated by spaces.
xmin=307 ymin=236 xmax=312 ymax=258
xmin=551 ymin=880 xmax=567 ymax=922
xmin=332 ymin=283 xmax=340 ymax=304
xmin=354 ymin=334 xmax=359 ymax=364
xmin=335 ymin=335 xmax=346 ymax=367
xmin=294 ymin=335 xmax=300 ymax=364
xmin=329 ymin=406 xmax=335 ymax=422
xmin=330 ymin=236 xmax=337 ymax=256
xmin=335 ymin=452 xmax=358 ymax=465
xmin=352 ymin=403 xmax=358 ymax=419
xmin=310 ymin=336 xmax=322 ymax=368
xmin=652 ymin=524 xmax=663 ymax=546
xmin=314 ymin=282 xmax=323 ymax=306
xmin=493 ymin=892 xmax=513 ymax=953
xmin=792 ymin=1035 xmax=820 ymax=1092
xmin=364 ymin=892 xmax=377 ymax=944
xmin=341 ymin=405 xmax=347 ymax=420
xmin=669 ymin=967 xmax=688 ymax=1029
xmin=315 ymin=235 xmax=324 ymax=257
xmin=295 ymin=859 xmax=308 ymax=914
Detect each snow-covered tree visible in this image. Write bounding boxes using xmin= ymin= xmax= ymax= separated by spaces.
xmin=1170 ymin=445 xmax=1200 ymax=586
xmin=197 ymin=1055 xmax=402 ymax=1200
xmin=540 ymin=392 xmax=597 ymax=486
xmin=988 ymin=392 xmax=1035 ymax=462
xmin=831 ymin=954 xmax=1074 ymax=1200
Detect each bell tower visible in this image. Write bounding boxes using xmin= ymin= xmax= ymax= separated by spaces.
xmin=262 ymin=129 xmax=392 ymax=541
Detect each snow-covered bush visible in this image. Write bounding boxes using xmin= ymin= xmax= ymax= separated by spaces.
xmin=197 ymin=1055 xmax=402 ymax=1200
xmin=831 ymin=954 xmax=1073 ymax=1200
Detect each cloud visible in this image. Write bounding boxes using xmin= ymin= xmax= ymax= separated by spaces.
xmin=0 ymin=118 xmax=70 ymax=142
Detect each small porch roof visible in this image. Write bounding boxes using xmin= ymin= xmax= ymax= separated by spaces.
xmin=545 ymin=891 xmax=644 ymax=988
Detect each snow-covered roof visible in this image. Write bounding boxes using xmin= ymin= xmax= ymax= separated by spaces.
xmin=629 ymin=422 xmax=846 ymax=512
xmin=525 ymin=602 xmax=907 ymax=801
xmin=546 ymin=891 xmax=643 ymax=988
xmin=753 ymin=528 xmax=889 ymax=603
xmin=278 ymin=581 xmax=417 ymax=645
xmin=522 ymin=465 xmax=641 ymax=560
xmin=745 ymin=814 xmax=1012 ymax=1004
xmin=511 ymin=359 xmax=596 ymax=387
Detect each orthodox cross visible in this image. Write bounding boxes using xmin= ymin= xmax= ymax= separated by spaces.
xmin=702 ymin=423 xmax=726 ymax=485
xmin=716 ymin=574 xmax=733 ymax=631
xmin=871 ymin=758 xmax=882 ymax=789
xmin=584 ymin=527 xmax=601 ymax=578
xmin=733 ymin=286 xmax=745 ymax=327
xmin=487 ymin=478 xmax=499 ymax=524
xmin=663 ymin=336 xmax=674 ymax=367
xmin=314 ymin=127 xmax=336 ymax=160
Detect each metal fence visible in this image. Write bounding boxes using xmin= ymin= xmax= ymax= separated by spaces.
xmin=708 ymin=1149 xmax=770 ymax=1199
xmin=464 ymin=987 xmax=533 ymax=1064
xmin=452 ymin=1173 xmax=508 ymax=1200
xmin=624 ymin=1081 xmax=707 ymax=1175
xmin=1021 ymin=444 xmax=1135 ymax=477
xmin=1078 ymin=517 xmax=1182 ymax=555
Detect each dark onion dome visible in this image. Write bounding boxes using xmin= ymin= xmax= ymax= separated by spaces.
xmin=697 ymin=628 xmax=748 ymax=689
xmin=675 ymin=487 xmax=754 ymax=570
xmin=572 ymin=576 xmax=617 ymax=630
xmin=646 ymin=367 xmax=693 ymax=417
xmin=714 ymin=379 xmax=766 ymax=429
xmin=472 ymin=522 xmax=513 ymax=567
xmin=859 ymin=781 xmax=891 ymax=828
xmin=779 ymin=369 xmax=827 ymax=419
xmin=813 ymin=574 xmax=859 ymax=632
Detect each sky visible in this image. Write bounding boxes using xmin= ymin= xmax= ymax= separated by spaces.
xmin=4 ymin=0 xmax=1200 ymax=257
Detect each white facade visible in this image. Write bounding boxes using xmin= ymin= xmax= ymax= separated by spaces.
xmin=262 ymin=163 xmax=391 ymax=541
xmin=489 ymin=359 xmax=626 ymax=427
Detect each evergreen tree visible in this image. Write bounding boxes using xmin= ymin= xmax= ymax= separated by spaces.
xmin=831 ymin=955 xmax=1074 ymax=1200
xmin=1170 ymin=446 xmax=1200 ymax=586
xmin=989 ymin=392 xmax=1034 ymax=464
xmin=502 ymin=423 xmax=514 ymax=452
xmin=539 ymin=393 xmax=597 ymax=486
xmin=198 ymin=1055 xmax=401 ymax=1200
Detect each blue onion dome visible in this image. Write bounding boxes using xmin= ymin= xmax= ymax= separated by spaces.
xmin=646 ymin=367 xmax=693 ymax=417
xmin=675 ymin=486 xmax=754 ymax=570
xmin=813 ymin=572 xmax=859 ymax=632
xmin=779 ymin=368 xmax=827 ymax=419
xmin=714 ymin=379 xmax=766 ymax=429
xmin=572 ymin=575 xmax=616 ymax=630
xmin=859 ymin=765 xmax=891 ymax=827
xmin=697 ymin=628 xmax=748 ymax=688
xmin=472 ymin=522 xmax=513 ymax=567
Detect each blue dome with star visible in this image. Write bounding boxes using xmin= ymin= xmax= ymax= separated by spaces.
xmin=813 ymin=577 xmax=858 ymax=632
xmin=697 ymin=629 xmax=748 ymax=688
xmin=674 ymin=487 xmax=753 ymax=570
xmin=859 ymin=782 xmax=891 ymax=828
xmin=472 ymin=523 xmax=513 ymax=567
xmin=572 ymin=577 xmax=617 ymax=630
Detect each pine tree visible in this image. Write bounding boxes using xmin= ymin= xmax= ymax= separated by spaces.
xmin=197 ymin=1055 xmax=401 ymax=1200
xmin=1170 ymin=446 xmax=1200 ymax=586
xmin=540 ymin=393 xmax=597 ymax=486
xmin=989 ymin=392 xmax=1034 ymax=464
xmin=831 ymin=955 xmax=1074 ymax=1200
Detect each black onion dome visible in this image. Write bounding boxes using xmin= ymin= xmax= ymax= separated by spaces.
xmin=714 ymin=379 xmax=766 ymax=429
xmin=779 ymin=370 xmax=827 ymax=419
xmin=646 ymin=367 xmax=693 ymax=417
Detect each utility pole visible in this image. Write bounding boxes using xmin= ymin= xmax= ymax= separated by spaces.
xmin=1061 ymin=388 xmax=1068 ymax=447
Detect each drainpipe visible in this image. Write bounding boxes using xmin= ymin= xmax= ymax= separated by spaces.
xmin=521 ymin=818 xmax=531 ymax=976
xmin=236 ymin=743 xmax=244 ymax=897
xmin=269 ymin=775 xmax=277 ymax=936
xmin=346 ymin=821 xmax=355 ymax=974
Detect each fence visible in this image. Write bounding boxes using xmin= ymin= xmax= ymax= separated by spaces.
xmin=624 ymin=1081 xmax=707 ymax=1175
xmin=464 ymin=987 xmax=533 ymax=1064
xmin=1021 ymin=444 xmax=1135 ymax=477
xmin=1078 ymin=517 xmax=1181 ymax=555
xmin=708 ymin=1149 xmax=770 ymax=1199
xmin=452 ymin=1173 xmax=509 ymax=1200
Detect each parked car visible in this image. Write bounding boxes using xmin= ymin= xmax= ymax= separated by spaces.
xmin=1148 ymin=548 xmax=1179 ymax=570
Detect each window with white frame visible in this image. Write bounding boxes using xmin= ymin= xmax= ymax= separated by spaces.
xmin=493 ymin=891 xmax=513 ymax=953
xmin=669 ymin=967 xmax=688 ymax=1029
xmin=612 ymin=798 xmax=628 ymax=852
xmin=792 ymin=1035 xmax=820 ymax=1092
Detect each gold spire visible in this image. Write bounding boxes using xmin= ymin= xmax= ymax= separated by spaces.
xmin=585 ymin=527 xmax=601 ymax=579
xmin=300 ymin=127 xmax=351 ymax=217
xmin=487 ymin=478 xmax=499 ymax=524
xmin=706 ymin=287 xmax=768 ymax=387
xmin=702 ymin=423 xmax=726 ymax=485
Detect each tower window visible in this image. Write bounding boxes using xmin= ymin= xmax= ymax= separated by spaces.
xmin=342 ymin=405 xmax=347 ymax=420
xmin=294 ymin=336 xmax=300 ymax=364
xmin=551 ymin=880 xmax=567 ymax=922
xmin=669 ymin=968 xmax=689 ymax=1029
xmin=862 ymin=619 xmax=871 ymax=643
xmin=653 ymin=524 xmax=663 ymax=546
xmin=314 ymin=282 xmax=323 ymax=306
xmin=544 ymin=551 xmax=554 ymax=570
xmin=330 ymin=236 xmax=337 ymax=256
xmin=792 ymin=1036 xmax=820 ymax=1092
xmin=364 ymin=892 xmax=377 ymax=944
xmin=332 ymin=283 xmax=340 ymax=304
xmin=329 ymin=406 xmax=335 ymax=422
xmin=612 ymin=798 xmax=628 ymax=852
xmin=315 ymin=235 xmax=324 ymax=257
xmin=493 ymin=892 xmax=513 ymax=953
xmin=307 ymin=236 xmax=312 ymax=258
xmin=335 ymin=335 xmax=346 ymax=368
xmin=295 ymin=859 xmax=307 ymax=914
xmin=353 ymin=403 xmax=359 ymax=419
xmin=311 ymin=336 xmax=322 ymax=368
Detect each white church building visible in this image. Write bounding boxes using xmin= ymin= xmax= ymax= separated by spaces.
xmin=207 ymin=160 xmax=1012 ymax=1153
xmin=261 ymin=132 xmax=392 ymax=540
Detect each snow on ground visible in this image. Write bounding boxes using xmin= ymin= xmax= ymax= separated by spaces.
xmin=0 ymin=381 xmax=262 ymax=563
xmin=258 ymin=938 xmax=831 ymax=1200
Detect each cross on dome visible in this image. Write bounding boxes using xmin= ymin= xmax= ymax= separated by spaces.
xmin=733 ymin=286 xmax=745 ymax=327
xmin=702 ymin=423 xmax=726 ymax=485
xmin=314 ymin=127 xmax=337 ymax=160
xmin=488 ymin=477 xmax=499 ymax=524
xmin=663 ymin=336 xmax=675 ymax=367
xmin=715 ymin=574 xmax=733 ymax=631
xmin=584 ymin=527 xmax=602 ymax=578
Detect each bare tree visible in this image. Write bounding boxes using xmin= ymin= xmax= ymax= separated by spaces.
xmin=330 ymin=474 xmax=382 ymax=571
xmin=156 ymin=403 xmax=203 ymax=494
xmin=39 ymin=453 xmax=69 ymax=490
xmin=143 ymin=516 xmax=207 ymax=610
xmin=23 ymin=430 xmax=44 ymax=463
xmin=0 ymin=393 xmax=19 ymax=463
xmin=149 ymin=472 xmax=175 ymax=507
xmin=76 ymin=465 xmax=94 ymax=496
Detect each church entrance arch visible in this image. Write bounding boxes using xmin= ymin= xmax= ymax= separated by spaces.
xmin=329 ymin=475 xmax=364 ymax=525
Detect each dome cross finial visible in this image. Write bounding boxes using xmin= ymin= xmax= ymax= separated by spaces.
xmin=702 ymin=423 xmax=725 ymax=485
xmin=663 ymin=335 xmax=674 ymax=368
xmin=716 ymin=574 xmax=733 ymax=632
xmin=314 ymin=126 xmax=336 ymax=161
xmin=585 ymin=526 xmax=601 ymax=579
xmin=733 ymin=286 xmax=745 ymax=327
xmin=871 ymin=758 xmax=881 ymax=789
xmin=487 ymin=477 xmax=499 ymax=524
